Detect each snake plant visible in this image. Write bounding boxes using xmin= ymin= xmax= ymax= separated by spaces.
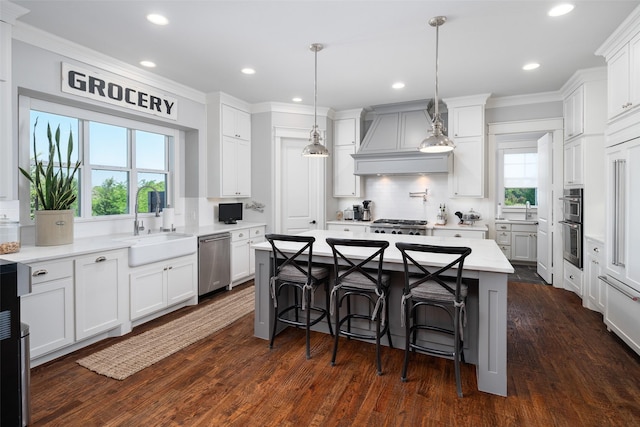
xmin=19 ymin=118 xmax=81 ymax=210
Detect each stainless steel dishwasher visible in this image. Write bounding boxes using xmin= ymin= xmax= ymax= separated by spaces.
xmin=198 ymin=233 xmax=231 ymax=296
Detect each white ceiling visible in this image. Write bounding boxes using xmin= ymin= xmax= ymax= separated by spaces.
xmin=11 ymin=0 xmax=640 ymax=111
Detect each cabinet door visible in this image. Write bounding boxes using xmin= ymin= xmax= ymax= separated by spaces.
xmin=75 ymin=252 xmax=124 ymax=340
xmin=564 ymin=86 xmax=584 ymax=139
xmin=21 ymin=278 xmax=74 ymax=358
xmin=234 ymin=109 xmax=251 ymax=141
xmin=496 ymin=230 xmax=511 ymax=245
xmin=222 ymin=105 xmax=250 ymax=140
xmin=167 ymin=258 xmax=196 ymax=305
xmin=511 ymin=231 xmax=536 ymax=262
xmin=334 ymin=118 xmax=356 ymax=146
xmin=231 ymin=230 xmax=250 ymax=283
xmin=585 ymin=243 xmax=604 ymax=313
xmin=450 ymin=136 xmax=484 ymax=197
xmin=333 ymin=144 xmax=359 ymax=197
xmin=630 ymin=32 xmax=640 ymax=115
xmin=221 ymin=137 xmax=238 ymax=196
xmin=608 ymin=44 xmax=630 ymax=119
xmin=235 ymin=138 xmax=251 ymax=197
xmin=452 ymin=105 xmax=482 ymax=137
xmin=130 ymin=266 xmax=166 ymax=320
xmin=564 ymin=139 xmax=583 ymax=187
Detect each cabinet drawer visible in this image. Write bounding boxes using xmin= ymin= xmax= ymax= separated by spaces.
xmin=496 ymin=231 xmax=511 ymax=245
xmin=231 ymin=229 xmax=249 ymax=242
xmin=249 ymin=226 xmax=265 ymax=239
xmin=432 ymin=228 xmax=485 ymax=239
xmin=605 ymin=279 xmax=640 ymax=356
xmin=495 ymin=223 xmax=511 ymax=231
xmin=499 ymin=245 xmax=511 ymax=260
xmin=512 ymin=224 xmax=537 ymax=233
xmin=29 ymin=259 xmax=73 ymax=285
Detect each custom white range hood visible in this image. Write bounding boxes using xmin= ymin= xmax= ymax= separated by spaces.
xmin=352 ymin=101 xmax=451 ymax=175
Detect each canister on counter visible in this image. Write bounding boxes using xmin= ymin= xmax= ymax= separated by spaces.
xmin=0 ymin=215 xmax=20 ymax=254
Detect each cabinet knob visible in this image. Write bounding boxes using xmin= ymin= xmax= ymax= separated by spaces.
xmin=569 ymin=275 xmax=574 ymax=280
xmin=239 ymin=233 xmax=244 ymax=238
xmin=593 ymin=247 xmax=600 ymax=253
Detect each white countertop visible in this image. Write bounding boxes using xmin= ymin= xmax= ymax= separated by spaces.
xmin=253 ymin=229 xmax=513 ymax=274
xmin=0 ymin=221 xmax=266 ymax=264
xmin=327 ymin=220 xmax=489 ymax=231
xmin=494 ymin=219 xmax=538 ymax=225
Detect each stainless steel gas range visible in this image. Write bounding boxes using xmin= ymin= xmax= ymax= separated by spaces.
xmin=369 ymin=219 xmax=429 ymax=235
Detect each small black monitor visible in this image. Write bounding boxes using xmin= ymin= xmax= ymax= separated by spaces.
xmin=218 ymin=202 xmax=243 ymax=224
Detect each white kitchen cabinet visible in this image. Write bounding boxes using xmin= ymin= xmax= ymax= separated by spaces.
xmin=222 ymin=104 xmax=251 ymax=140
xmin=604 ymin=32 xmax=640 ymax=120
xmin=444 ymin=94 xmax=489 ymax=198
xmin=450 ymin=104 xmax=483 ymax=138
xmin=0 ymin=22 xmax=13 ymax=200
xmin=130 ymin=253 xmax=197 ymax=321
xmin=511 ymin=226 xmax=537 ymax=263
xmin=432 ymin=227 xmax=486 ymax=239
xmin=563 ymin=260 xmax=583 ymax=296
xmin=21 ymin=259 xmax=75 ymax=358
xmin=207 ymin=93 xmax=252 ymax=198
xmin=74 ymin=249 xmax=127 ymax=340
xmin=564 ymin=138 xmax=584 ymax=187
xmin=563 ymin=85 xmax=584 ymax=139
xmin=449 ymin=136 xmax=484 ymax=198
xmin=231 ymin=225 xmax=266 ymax=284
xmin=333 ymin=111 xmax=363 ymax=197
xmin=604 ymin=277 xmax=640 ymax=356
xmin=584 ymin=237 xmax=605 ymax=313
xmin=327 ymin=222 xmax=370 ymax=233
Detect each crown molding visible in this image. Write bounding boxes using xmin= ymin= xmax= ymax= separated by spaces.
xmin=0 ymin=1 xmax=29 ymax=24
xmin=486 ymin=91 xmax=562 ymax=109
xmin=12 ymin=21 xmax=206 ymax=104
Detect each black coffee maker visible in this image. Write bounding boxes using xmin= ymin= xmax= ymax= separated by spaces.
xmin=362 ymin=200 xmax=372 ymax=221
xmin=352 ymin=205 xmax=363 ymax=221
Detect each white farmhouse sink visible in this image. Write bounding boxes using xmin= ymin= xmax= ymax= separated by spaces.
xmin=117 ymin=232 xmax=197 ymax=267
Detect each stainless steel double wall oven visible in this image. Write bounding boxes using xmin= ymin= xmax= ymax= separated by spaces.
xmin=559 ymin=188 xmax=583 ymax=268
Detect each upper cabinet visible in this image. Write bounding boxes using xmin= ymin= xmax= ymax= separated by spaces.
xmin=596 ymin=6 xmax=640 ymax=123
xmin=0 ymin=3 xmax=29 ymax=201
xmin=444 ymin=94 xmax=490 ymax=198
xmin=333 ymin=109 xmax=363 ymax=198
xmin=563 ymin=85 xmax=584 ymax=140
xmin=207 ymin=93 xmax=252 ymax=198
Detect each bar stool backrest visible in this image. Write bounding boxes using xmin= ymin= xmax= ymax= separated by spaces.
xmin=395 ymin=243 xmax=472 ymax=300
xmin=265 ymin=234 xmax=316 ymax=282
xmin=325 ymin=238 xmax=390 ymax=290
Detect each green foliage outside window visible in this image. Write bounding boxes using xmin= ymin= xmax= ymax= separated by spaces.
xmin=91 ymin=178 xmax=165 ymax=216
xmin=504 ymin=188 xmax=537 ymax=206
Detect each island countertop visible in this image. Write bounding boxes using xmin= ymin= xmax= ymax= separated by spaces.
xmin=253 ymin=229 xmax=513 ymax=274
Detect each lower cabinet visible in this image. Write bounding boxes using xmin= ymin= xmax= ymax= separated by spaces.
xmin=584 ymin=237 xmax=605 ymax=313
xmin=326 ymin=222 xmax=370 ymax=233
xmin=564 ymin=260 xmax=583 ymax=296
xmin=74 ymin=250 xmax=127 ymax=340
xmin=231 ymin=226 xmax=265 ymax=284
xmin=494 ymin=222 xmax=537 ymax=262
xmin=604 ymin=277 xmax=640 ymax=356
xmin=431 ymin=227 xmax=486 ymax=239
xmin=21 ymin=259 xmax=75 ymax=359
xmin=130 ymin=253 xmax=197 ymax=321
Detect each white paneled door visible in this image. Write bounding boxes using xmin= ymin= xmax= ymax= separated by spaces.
xmin=277 ymin=131 xmax=325 ymax=234
xmin=537 ymin=132 xmax=553 ymax=284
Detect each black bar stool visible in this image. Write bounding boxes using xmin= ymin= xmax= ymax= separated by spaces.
xmin=326 ymin=238 xmax=392 ymax=375
xmin=395 ymin=242 xmax=472 ymax=397
xmin=265 ymin=234 xmax=333 ymax=359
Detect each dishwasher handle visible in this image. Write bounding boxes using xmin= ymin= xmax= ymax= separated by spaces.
xmin=199 ymin=233 xmax=231 ymax=244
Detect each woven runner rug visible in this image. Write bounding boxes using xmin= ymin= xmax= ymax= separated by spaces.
xmin=77 ymin=286 xmax=254 ymax=380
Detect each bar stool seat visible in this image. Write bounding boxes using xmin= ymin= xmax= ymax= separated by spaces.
xmin=326 ymin=238 xmax=393 ymax=375
xmin=396 ymin=242 xmax=472 ymax=397
xmin=266 ymin=234 xmax=333 ymax=359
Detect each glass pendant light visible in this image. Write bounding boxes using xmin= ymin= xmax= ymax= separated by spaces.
xmin=302 ymin=43 xmax=329 ymax=157
xmin=418 ymin=16 xmax=455 ymax=153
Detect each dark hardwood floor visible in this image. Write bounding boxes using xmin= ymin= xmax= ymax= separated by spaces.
xmin=28 ymin=280 xmax=640 ymax=426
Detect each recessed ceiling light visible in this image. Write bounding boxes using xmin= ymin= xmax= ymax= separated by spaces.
xmin=548 ymin=3 xmax=574 ymax=17
xmin=146 ymin=14 xmax=169 ymax=25
xmin=241 ymin=68 xmax=256 ymax=75
xmin=522 ymin=63 xmax=540 ymax=71
xmin=140 ymin=60 xmax=156 ymax=68
xmin=392 ymin=82 xmax=406 ymax=89
xmin=292 ymin=97 xmax=302 ymax=103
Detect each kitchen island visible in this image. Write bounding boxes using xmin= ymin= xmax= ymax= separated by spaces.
xmin=252 ymin=229 xmax=514 ymax=396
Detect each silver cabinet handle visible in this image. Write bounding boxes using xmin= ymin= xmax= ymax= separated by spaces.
xmin=593 ymin=247 xmax=600 ymax=253
xmin=454 ymin=234 xmax=461 ymax=238
xmin=569 ymin=275 xmax=574 ymax=280
xmin=32 ymin=269 xmax=48 ymax=277
xmin=95 ymin=256 xmax=107 ymax=263
xmin=599 ymin=276 xmax=638 ymax=302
